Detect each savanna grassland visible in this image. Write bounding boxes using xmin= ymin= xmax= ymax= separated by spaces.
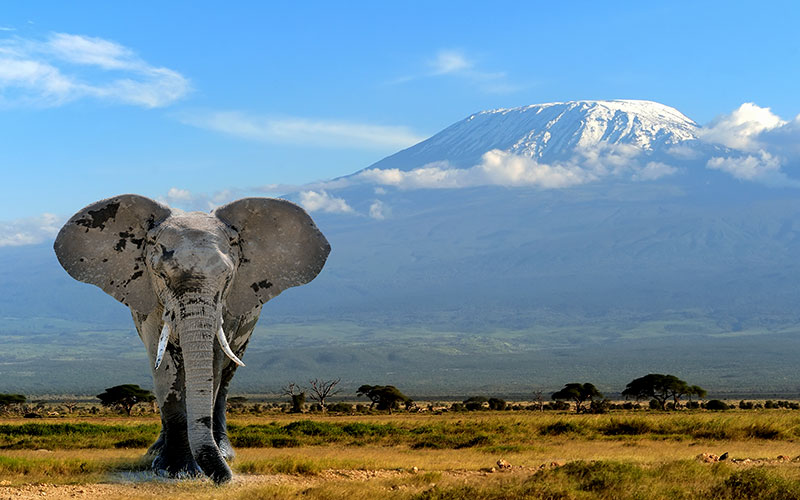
xmin=3 ymin=410 xmax=800 ymax=499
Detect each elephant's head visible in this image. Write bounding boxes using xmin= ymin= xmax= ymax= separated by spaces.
xmin=54 ymin=194 xmax=329 ymax=483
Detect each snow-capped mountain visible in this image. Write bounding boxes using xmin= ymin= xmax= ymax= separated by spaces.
xmin=366 ymin=100 xmax=700 ymax=172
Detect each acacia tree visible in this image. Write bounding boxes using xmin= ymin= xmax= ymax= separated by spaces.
xmin=0 ymin=393 xmax=26 ymax=415
xmin=622 ymin=374 xmax=700 ymax=410
xmin=687 ymin=385 xmax=707 ymax=405
xmin=282 ymin=383 xmax=305 ymax=413
xmin=356 ymin=385 xmax=411 ymax=412
xmin=308 ymin=378 xmax=341 ymax=412
xmin=551 ymin=383 xmax=603 ymax=413
xmin=96 ymin=385 xmax=154 ymax=416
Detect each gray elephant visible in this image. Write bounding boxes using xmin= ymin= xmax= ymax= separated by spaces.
xmin=53 ymin=194 xmax=330 ymax=483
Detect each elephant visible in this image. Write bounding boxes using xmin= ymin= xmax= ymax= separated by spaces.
xmin=53 ymin=194 xmax=330 ymax=484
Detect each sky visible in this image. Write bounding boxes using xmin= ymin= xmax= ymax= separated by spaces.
xmin=1 ymin=1 xmax=800 ymax=242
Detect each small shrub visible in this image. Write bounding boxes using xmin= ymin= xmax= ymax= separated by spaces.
xmin=487 ymin=398 xmax=506 ymax=411
xmin=328 ymin=402 xmax=353 ymax=413
xmin=601 ymin=418 xmax=652 ymax=436
xmin=283 ymin=420 xmax=341 ymax=437
xmin=113 ymin=437 xmax=151 ymax=448
xmin=342 ymin=422 xmax=392 ymax=437
xmin=744 ymin=423 xmax=784 ymax=440
xmin=705 ymin=400 xmax=729 ymax=411
xmin=588 ymin=399 xmax=611 ymax=414
xmin=540 ymin=420 xmax=581 ymax=436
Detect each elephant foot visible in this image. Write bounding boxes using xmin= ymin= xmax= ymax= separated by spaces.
xmin=152 ymin=452 xmax=203 ymax=478
xmin=215 ymin=434 xmax=236 ymax=462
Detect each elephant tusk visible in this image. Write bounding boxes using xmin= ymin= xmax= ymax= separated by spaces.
xmin=155 ymin=322 xmax=171 ymax=370
xmin=217 ymin=321 xmax=245 ymax=367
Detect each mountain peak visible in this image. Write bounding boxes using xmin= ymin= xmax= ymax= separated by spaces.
xmin=369 ymin=99 xmax=699 ymax=171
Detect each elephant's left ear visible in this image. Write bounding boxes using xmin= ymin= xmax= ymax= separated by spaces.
xmin=54 ymin=194 xmax=172 ymax=314
xmin=214 ymin=198 xmax=330 ymax=316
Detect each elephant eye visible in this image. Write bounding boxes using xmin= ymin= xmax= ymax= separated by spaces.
xmin=160 ymin=244 xmax=175 ymax=260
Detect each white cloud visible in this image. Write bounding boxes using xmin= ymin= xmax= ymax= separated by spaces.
xmin=369 ymin=200 xmax=388 ymax=220
xmin=699 ymin=103 xmax=786 ymax=151
xmin=477 ymin=150 xmax=590 ymax=188
xmin=0 ymin=32 xmax=189 ymax=107
xmin=178 ymin=110 xmax=425 ymax=150
xmin=298 ymin=190 xmax=354 ymax=214
xmin=391 ymin=49 xmax=519 ymax=94
xmin=0 ymin=213 xmax=63 ymax=247
xmin=159 ymin=187 xmax=241 ymax=212
xmin=430 ymin=49 xmax=473 ymax=74
xmin=632 ymin=162 xmax=678 ymax=181
xmin=706 ymin=150 xmax=784 ymax=181
xmin=166 ymin=187 xmax=192 ymax=201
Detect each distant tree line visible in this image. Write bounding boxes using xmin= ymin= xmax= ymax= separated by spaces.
xmin=5 ymin=371 xmax=800 ymax=417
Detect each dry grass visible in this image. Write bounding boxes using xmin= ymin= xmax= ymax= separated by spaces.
xmin=3 ymin=411 xmax=800 ymax=498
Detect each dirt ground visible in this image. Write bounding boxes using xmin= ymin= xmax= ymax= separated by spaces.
xmin=0 ymin=468 xmax=478 ymax=500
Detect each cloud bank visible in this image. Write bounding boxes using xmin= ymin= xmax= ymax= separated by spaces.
xmin=0 ymin=32 xmax=190 ymax=107
xmin=698 ymin=103 xmax=800 ymax=184
xmin=0 ymin=213 xmax=63 ymax=246
xmin=298 ymin=190 xmax=354 ymax=214
xmin=354 ymin=145 xmax=677 ymax=190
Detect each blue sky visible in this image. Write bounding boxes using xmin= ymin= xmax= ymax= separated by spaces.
xmin=1 ymin=1 xmax=799 ymax=240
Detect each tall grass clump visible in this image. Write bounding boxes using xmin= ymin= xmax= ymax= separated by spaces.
xmin=600 ymin=418 xmax=653 ymax=436
xmin=712 ymin=468 xmax=800 ymax=500
xmin=539 ymin=419 xmax=583 ymax=436
xmin=236 ymin=456 xmax=321 ymax=476
xmin=0 ymin=423 xmax=159 ymax=450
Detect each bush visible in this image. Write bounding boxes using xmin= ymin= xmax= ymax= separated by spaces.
xmin=540 ymin=420 xmax=581 ymax=436
xmin=546 ymin=401 xmax=570 ymax=411
xmin=487 ymin=398 xmax=506 ymax=411
xmin=328 ymin=402 xmax=353 ymax=413
xmin=114 ymin=437 xmax=151 ymax=448
xmin=283 ymin=420 xmax=341 ymax=437
xmin=463 ymin=396 xmax=488 ymax=411
xmin=601 ymin=419 xmax=652 ymax=436
xmin=705 ymin=399 xmax=729 ymax=411
xmin=588 ymin=399 xmax=611 ymax=414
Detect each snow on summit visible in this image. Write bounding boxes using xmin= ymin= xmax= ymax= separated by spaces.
xmin=369 ymin=100 xmax=699 ymax=171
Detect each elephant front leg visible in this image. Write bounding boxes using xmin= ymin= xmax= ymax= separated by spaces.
xmin=213 ymin=383 xmax=234 ymax=461
xmin=150 ymin=343 xmax=203 ymax=477
xmin=212 ymin=325 xmax=252 ymax=462
xmin=213 ymin=356 xmax=245 ymax=461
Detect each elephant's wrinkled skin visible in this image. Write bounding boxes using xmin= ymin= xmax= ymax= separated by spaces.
xmin=54 ymin=194 xmax=330 ymax=483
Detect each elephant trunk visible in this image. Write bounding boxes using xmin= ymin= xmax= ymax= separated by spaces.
xmin=174 ymin=291 xmax=232 ymax=484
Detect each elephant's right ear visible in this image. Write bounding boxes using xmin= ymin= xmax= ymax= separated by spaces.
xmin=214 ymin=198 xmax=330 ymax=316
xmin=54 ymin=194 xmax=172 ymax=315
